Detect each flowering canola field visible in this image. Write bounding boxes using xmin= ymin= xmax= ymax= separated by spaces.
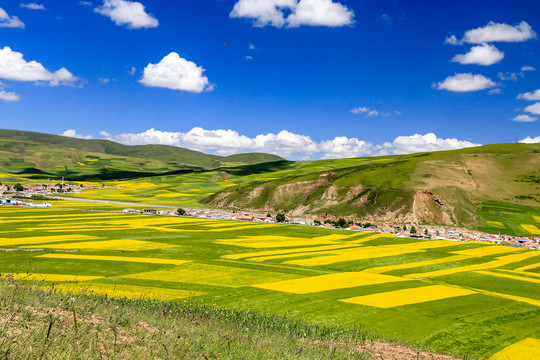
xmin=0 ymin=204 xmax=538 ymax=359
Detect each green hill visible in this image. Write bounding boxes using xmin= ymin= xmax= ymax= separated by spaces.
xmin=203 ymin=143 xmax=540 ymax=234
xmin=0 ymin=129 xmax=284 ymax=179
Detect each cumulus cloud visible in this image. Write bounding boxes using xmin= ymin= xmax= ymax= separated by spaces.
xmin=98 ymin=128 xmax=480 ymax=160
xmin=521 ymin=65 xmax=535 ymax=72
xmin=230 ymin=0 xmax=354 ymax=28
xmin=513 ymin=114 xmax=537 ymax=122
xmin=0 ymin=90 xmax=20 ymax=102
xmin=451 ymin=44 xmax=504 ymax=66
xmin=95 ymin=0 xmax=158 ymax=29
xmin=350 ymin=106 xmax=369 ymax=114
xmin=351 ymin=106 xmax=400 ymax=117
xmin=386 ymin=133 xmax=480 ymax=155
xmin=0 ymin=46 xmax=78 ymax=86
xmin=435 ymin=73 xmax=497 ymax=92
xmin=20 ymin=3 xmax=46 ymax=10
xmin=524 ymin=102 xmax=540 ymax=115
xmin=446 ymin=21 xmax=536 ymax=45
xmin=519 ymin=136 xmax=540 ymax=144
xmin=61 ymin=129 xmax=93 ymax=139
xmin=518 ymin=89 xmax=540 ymax=101
xmin=0 ymin=7 xmax=24 ymax=28
xmin=497 ymin=72 xmax=518 ymax=82
xmin=140 ymin=52 xmax=213 ymax=93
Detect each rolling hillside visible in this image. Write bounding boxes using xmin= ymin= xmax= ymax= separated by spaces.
xmin=203 ymin=143 xmax=540 ymax=233
xmin=0 ymin=129 xmax=283 ymax=179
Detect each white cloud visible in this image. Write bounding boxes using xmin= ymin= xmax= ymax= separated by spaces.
xmin=248 ymin=43 xmax=256 ymax=50
xmin=524 ymin=102 xmax=540 ymax=115
xmin=0 ymin=90 xmax=20 ymax=102
xmin=387 ymin=133 xmax=480 ymax=155
xmin=521 ymin=65 xmax=535 ymax=72
xmin=80 ymin=1 xmax=92 ymax=6
xmin=435 ymin=73 xmax=497 ymax=92
xmin=488 ymin=88 xmax=501 ymax=95
xmin=287 ymin=0 xmax=354 ymax=27
xmin=61 ymin=129 xmax=93 ymax=139
xmin=518 ymin=89 xmax=540 ymax=101
xmin=98 ymin=128 xmax=480 ymax=160
xmin=447 ymin=21 xmax=536 ymax=45
xmin=451 ymin=44 xmax=504 ymax=66
xmin=20 ymin=3 xmax=46 ymax=10
xmin=140 ymin=52 xmax=213 ymax=93
xmin=513 ymin=114 xmax=537 ymax=122
xmin=0 ymin=46 xmax=78 ymax=86
xmin=0 ymin=7 xmax=24 ymax=28
xmin=95 ymin=0 xmax=158 ymax=29
xmin=230 ymin=0 xmax=353 ymax=28
xmin=367 ymin=110 xmax=379 ymax=117
xmin=246 ymin=55 xmax=253 ymax=60
xmin=128 ymin=66 xmax=136 ymax=75
xmin=350 ymin=106 xmax=369 ymax=114
xmin=519 ymin=136 xmax=540 ymax=144
xmin=498 ymin=72 xmax=518 ymax=81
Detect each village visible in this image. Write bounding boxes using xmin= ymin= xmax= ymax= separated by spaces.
xmin=1 ymin=182 xmax=538 ymax=251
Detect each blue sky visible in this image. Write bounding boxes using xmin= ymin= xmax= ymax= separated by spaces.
xmin=0 ymin=0 xmax=539 ymax=159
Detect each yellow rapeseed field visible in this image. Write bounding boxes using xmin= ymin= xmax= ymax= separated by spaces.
xmin=521 ymin=224 xmax=540 ymax=235
xmin=499 ymin=269 xmax=540 ymax=279
xmin=404 ymin=252 xmax=540 ymax=279
xmin=362 ymin=254 xmax=470 ymax=274
xmin=451 ymin=246 xmax=524 ymax=257
xmin=50 ymin=282 xmax=204 ymax=300
xmin=253 ymin=272 xmax=409 ymax=294
xmin=474 ymin=270 xmax=540 ymax=284
xmin=245 ymin=245 xmax=361 ymax=262
xmin=2 ymin=273 xmax=102 ymax=282
xmin=221 ymin=244 xmax=356 ymax=260
xmin=489 ymin=338 xmax=540 ymax=360
xmin=0 ymin=234 xmax=100 ymax=246
xmin=340 ymin=285 xmax=476 ymax=308
xmin=486 ymin=221 xmax=505 ymax=228
xmin=534 ymin=215 xmax=540 ymax=223
xmin=216 ymin=235 xmax=342 ymax=248
xmin=124 ymin=262 xmax=300 ymax=287
xmin=22 ymin=239 xmax=177 ymax=251
xmin=37 ymin=254 xmax=192 ymax=265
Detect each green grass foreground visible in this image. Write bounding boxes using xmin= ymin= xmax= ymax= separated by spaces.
xmin=0 ymin=277 xmax=418 ymax=360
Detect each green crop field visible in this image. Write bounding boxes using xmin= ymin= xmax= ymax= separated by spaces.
xmin=1 ymin=203 xmax=538 ymax=359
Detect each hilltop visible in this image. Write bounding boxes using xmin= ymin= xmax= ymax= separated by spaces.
xmin=0 ymin=129 xmax=283 ymax=179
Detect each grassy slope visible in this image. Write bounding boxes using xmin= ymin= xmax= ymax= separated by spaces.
xmin=202 ymin=144 xmax=540 ymax=233
xmin=0 ymin=278 xmax=377 ymax=360
xmin=0 ymin=129 xmax=283 ymax=172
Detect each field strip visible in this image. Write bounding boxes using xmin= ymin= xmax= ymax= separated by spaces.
xmin=0 ymin=213 xmax=123 ymax=220
xmin=340 ymin=285 xmax=476 ymax=308
xmin=489 ymin=338 xmax=540 ymax=360
xmin=0 ymin=215 xmax=133 ymax=224
xmin=218 ymin=259 xmax=330 ymax=275
xmin=124 ymin=262 xmax=301 ymax=287
xmin=21 ymin=239 xmax=178 ymax=251
xmin=362 ymin=255 xmax=470 ymax=274
xmin=222 ymin=244 xmax=358 ymax=260
xmin=216 ymin=235 xmax=343 ymax=249
xmin=498 ymin=269 xmax=540 ymax=279
xmin=486 ymin=221 xmax=505 ymax=228
xmin=404 ymin=252 xmax=540 ymax=279
xmin=349 ymin=233 xmax=393 ymax=244
xmin=385 ymin=240 xmax=464 ymax=250
xmin=49 ymin=282 xmax=204 ymax=300
xmin=521 ymin=224 xmax=540 ymax=235
xmin=471 ymin=287 xmax=540 ymax=307
xmin=452 ymin=246 xmax=525 ymax=257
xmin=0 ymin=234 xmax=101 ymax=246
xmin=474 ymin=270 xmax=540 ymax=284
xmin=252 ymin=272 xmax=409 ymax=294
xmin=513 ymin=261 xmax=540 ymax=272
xmin=246 ymin=246 xmax=363 ymax=262
xmin=284 ymin=246 xmax=422 ymax=266
xmin=37 ymin=254 xmax=192 ymax=265
xmin=2 ymin=273 xmax=103 ymax=282
xmin=534 ymin=215 xmax=540 ymax=223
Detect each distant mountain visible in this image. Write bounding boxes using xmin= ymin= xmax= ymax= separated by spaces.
xmin=0 ymin=129 xmax=283 ymax=179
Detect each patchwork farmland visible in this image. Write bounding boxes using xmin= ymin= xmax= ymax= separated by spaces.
xmin=0 ymin=203 xmax=539 ymax=359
